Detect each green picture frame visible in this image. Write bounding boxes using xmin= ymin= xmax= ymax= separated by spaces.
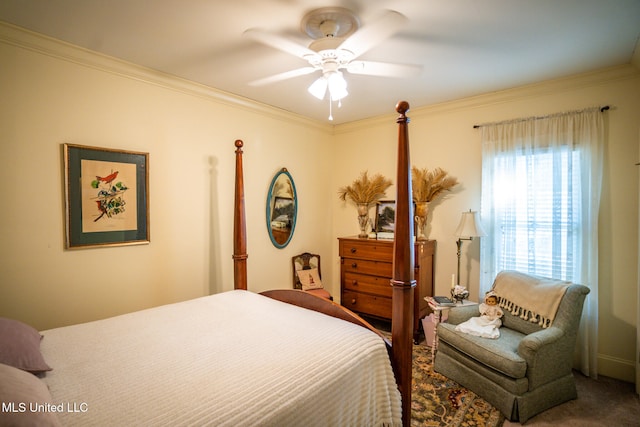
xmin=63 ymin=144 xmax=149 ymax=249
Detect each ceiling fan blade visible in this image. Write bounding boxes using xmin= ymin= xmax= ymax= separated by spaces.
xmin=249 ymin=67 xmax=318 ymax=86
xmin=243 ymin=28 xmax=318 ymax=60
xmin=338 ymin=10 xmax=407 ymax=59
xmin=346 ymin=61 xmax=422 ymax=78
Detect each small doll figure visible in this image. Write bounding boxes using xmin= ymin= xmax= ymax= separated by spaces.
xmin=454 ymin=291 xmax=504 ymax=339
xmin=478 ymin=291 xmax=504 ymax=323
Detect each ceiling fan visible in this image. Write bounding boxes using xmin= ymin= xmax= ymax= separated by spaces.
xmin=244 ymin=7 xmax=422 ymax=120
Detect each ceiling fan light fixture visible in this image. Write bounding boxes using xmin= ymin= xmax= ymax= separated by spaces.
xmin=327 ymin=71 xmax=348 ymax=101
xmin=307 ymin=71 xmax=348 ymax=101
xmin=247 ymin=7 xmax=416 ymax=120
xmin=308 ymin=77 xmax=328 ymax=100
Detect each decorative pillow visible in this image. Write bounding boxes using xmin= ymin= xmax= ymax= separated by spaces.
xmin=0 ymin=363 xmax=61 ymax=426
xmin=296 ymin=268 xmax=323 ymax=291
xmin=0 ymin=317 xmax=51 ymax=374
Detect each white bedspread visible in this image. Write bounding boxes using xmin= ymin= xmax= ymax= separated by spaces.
xmin=40 ymin=290 xmax=401 ymax=426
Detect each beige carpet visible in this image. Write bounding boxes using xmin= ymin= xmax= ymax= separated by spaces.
xmin=503 ymin=372 xmax=640 ymax=426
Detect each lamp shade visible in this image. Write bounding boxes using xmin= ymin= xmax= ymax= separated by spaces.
xmin=307 ymin=71 xmax=348 ymax=101
xmin=454 ymin=210 xmax=486 ymax=238
xmin=308 ymin=77 xmax=328 ymax=100
xmin=327 ymin=71 xmax=348 ymax=101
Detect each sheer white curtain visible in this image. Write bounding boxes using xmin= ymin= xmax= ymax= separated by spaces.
xmin=479 ymin=108 xmax=604 ymax=378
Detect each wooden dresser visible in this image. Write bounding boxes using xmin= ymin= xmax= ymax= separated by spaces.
xmin=338 ymin=236 xmax=436 ymax=343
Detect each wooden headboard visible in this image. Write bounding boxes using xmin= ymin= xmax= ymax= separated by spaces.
xmin=231 ymin=102 xmax=415 ymax=426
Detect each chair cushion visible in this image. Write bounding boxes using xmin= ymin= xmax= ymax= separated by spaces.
xmin=500 ymin=309 xmax=545 ymax=336
xmin=438 ymin=323 xmax=527 ymax=379
xmin=306 ymin=288 xmax=332 ymax=300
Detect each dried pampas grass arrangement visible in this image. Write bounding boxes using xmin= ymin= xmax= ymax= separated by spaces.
xmin=338 ymin=171 xmax=392 ymax=205
xmin=412 ymin=167 xmax=458 ymax=203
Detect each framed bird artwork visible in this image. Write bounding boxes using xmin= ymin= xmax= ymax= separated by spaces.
xmin=63 ymin=144 xmax=149 ymax=249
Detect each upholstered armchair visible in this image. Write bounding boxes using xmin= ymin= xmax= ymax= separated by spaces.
xmin=434 ymin=270 xmax=590 ymax=423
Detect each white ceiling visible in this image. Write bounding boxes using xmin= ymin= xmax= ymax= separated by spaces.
xmin=1 ymin=0 xmax=639 ymax=124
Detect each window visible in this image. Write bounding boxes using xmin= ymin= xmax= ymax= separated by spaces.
xmin=479 ymin=107 xmax=604 ymax=377
xmin=491 ymin=148 xmax=581 ymax=281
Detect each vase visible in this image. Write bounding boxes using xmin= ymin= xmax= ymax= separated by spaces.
xmin=356 ymin=203 xmax=370 ymax=238
xmin=414 ymin=201 xmax=430 ymax=240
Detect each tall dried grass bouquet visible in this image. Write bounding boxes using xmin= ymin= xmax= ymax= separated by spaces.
xmin=412 ymin=167 xmax=458 ymax=203
xmin=338 ymin=171 xmax=392 ymax=206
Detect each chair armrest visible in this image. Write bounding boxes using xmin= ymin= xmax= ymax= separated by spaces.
xmin=518 ymin=327 xmax=564 ymax=356
xmin=517 ymin=327 xmax=572 ymax=389
xmin=445 ymin=304 xmax=480 ymax=325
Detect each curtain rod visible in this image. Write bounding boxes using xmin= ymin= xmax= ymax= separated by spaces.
xmin=473 ymin=105 xmax=610 ymax=129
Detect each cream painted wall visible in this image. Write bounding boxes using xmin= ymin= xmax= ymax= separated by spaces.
xmin=331 ymin=65 xmax=640 ymax=382
xmin=1 ymin=24 xmax=638 ymax=383
xmin=0 ymin=25 xmax=335 ymax=331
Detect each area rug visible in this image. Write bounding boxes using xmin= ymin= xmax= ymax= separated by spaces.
xmin=410 ymin=341 xmax=505 ymax=427
xmin=378 ymin=327 xmax=504 ymax=427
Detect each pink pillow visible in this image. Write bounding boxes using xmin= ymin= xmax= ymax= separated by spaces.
xmin=0 ymin=362 xmax=61 ymax=426
xmin=0 ymin=317 xmax=51 ymax=374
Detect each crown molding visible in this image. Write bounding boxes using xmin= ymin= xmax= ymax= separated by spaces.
xmin=335 ymin=63 xmax=640 ymax=134
xmin=3 ymin=21 xmax=636 ymax=136
xmin=0 ymin=21 xmax=333 ymax=133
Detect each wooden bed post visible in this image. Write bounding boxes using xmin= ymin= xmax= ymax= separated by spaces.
xmin=391 ymin=101 xmax=415 ymax=427
xmin=233 ymin=139 xmax=248 ymax=290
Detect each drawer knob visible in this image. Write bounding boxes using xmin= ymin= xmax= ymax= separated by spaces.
xmin=351 ymin=299 xmax=356 ymax=305
xmin=351 ymin=280 xmax=358 ymax=286
xmin=351 ymin=263 xmax=358 ymax=268
xmin=350 ymin=247 xmax=356 ymax=253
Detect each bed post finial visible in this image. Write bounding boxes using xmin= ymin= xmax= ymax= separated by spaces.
xmin=233 ymin=139 xmax=248 ymax=290
xmin=396 ymin=100 xmax=410 ymax=117
xmin=391 ymin=100 xmax=415 ymax=427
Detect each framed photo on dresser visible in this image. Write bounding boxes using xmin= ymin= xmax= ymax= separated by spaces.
xmin=374 ymin=200 xmax=395 ymax=234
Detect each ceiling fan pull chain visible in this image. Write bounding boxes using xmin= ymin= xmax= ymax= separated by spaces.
xmin=328 ymin=97 xmax=333 ymax=121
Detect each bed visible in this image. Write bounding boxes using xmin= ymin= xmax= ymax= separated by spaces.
xmin=1 ymin=102 xmax=416 ymax=426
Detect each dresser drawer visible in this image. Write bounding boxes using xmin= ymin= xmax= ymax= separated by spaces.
xmin=339 ymin=239 xmax=393 ymax=261
xmin=341 ymin=258 xmax=392 ymax=277
xmin=343 ymin=272 xmax=393 ymax=298
xmin=342 ymin=290 xmax=392 ymax=319
xmin=338 ymin=236 xmax=436 ymax=342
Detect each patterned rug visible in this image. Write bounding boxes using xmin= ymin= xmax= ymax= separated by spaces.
xmin=410 ymin=342 xmax=505 ymax=427
xmin=376 ymin=326 xmax=504 ymax=427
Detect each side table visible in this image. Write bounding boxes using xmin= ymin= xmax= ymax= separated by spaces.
xmin=424 ymin=297 xmax=477 ymax=361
